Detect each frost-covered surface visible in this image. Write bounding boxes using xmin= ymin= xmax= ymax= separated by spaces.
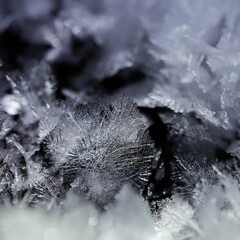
xmin=43 ymin=95 xmax=154 ymax=206
xmin=0 ymin=66 xmax=154 ymax=207
xmin=0 ymin=186 xmax=155 ymax=240
xmin=1 ymin=174 xmax=240 ymax=240
xmin=156 ymin=169 xmax=240 ymax=240
xmin=1 ymin=0 xmax=240 ymax=239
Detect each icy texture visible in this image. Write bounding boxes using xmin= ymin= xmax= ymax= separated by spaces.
xmin=0 ymin=186 xmax=155 ymax=240
xmin=0 ymin=63 xmax=62 ymax=204
xmin=0 ymin=172 xmax=240 ymax=240
xmin=169 ymin=153 xmax=214 ymax=197
xmin=1 ymin=0 xmax=240 ymax=238
xmin=4 ymin=62 xmax=57 ymax=124
xmin=154 ymin=166 xmax=240 ymax=240
xmin=1 ymin=0 xmax=240 ymax=124
xmin=44 ymin=95 xmax=154 ymax=206
xmin=137 ymin=0 xmax=240 ymax=130
xmin=0 ymin=64 xmax=154 ymax=206
xmin=40 ymin=0 xmax=240 ymax=161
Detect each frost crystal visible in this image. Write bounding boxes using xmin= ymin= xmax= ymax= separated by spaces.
xmin=44 ymin=95 xmax=155 ymax=206
xmin=2 ymin=0 xmax=240 ymax=238
xmin=170 ymin=153 xmax=214 ymax=197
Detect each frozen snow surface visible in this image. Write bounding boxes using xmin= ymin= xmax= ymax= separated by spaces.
xmin=0 ymin=0 xmax=240 ymax=239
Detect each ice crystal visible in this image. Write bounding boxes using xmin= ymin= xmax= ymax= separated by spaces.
xmin=44 ymin=95 xmax=155 ymax=206
xmin=153 ymin=166 xmax=240 ymax=240
xmin=1 ymin=0 xmax=240 ymax=238
xmin=1 ymin=62 xmax=155 ymax=207
xmin=170 ymin=153 xmax=214 ymax=197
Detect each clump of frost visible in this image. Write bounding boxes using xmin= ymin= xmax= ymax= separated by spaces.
xmin=154 ymin=166 xmax=240 ymax=240
xmin=155 ymin=198 xmax=195 ymax=240
xmin=1 ymin=64 xmax=155 ymax=206
xmin=169 ymin=153 xmax=214 ymax=197
xmin=0 ymin=186 xmax=155 ymax=240
xmin=1 ymin=172 xmax=240 ymax=240
xmin=43 ymin=95 xmax=155 ymax=207
xmin=98 ymin=186 xmax=155 ymax=240
xmin=138 ymin=0 xmax=240 ymax=131
xmin=2 ymin=61 xmax=57 ymax=124
xmin=0 ymin=62 xmax=64 ymax=205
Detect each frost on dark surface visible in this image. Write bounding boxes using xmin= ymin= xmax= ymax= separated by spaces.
xmin=1 ymin=0 xmax=240 ymax=239
xmin=43 ymin=95 xmax=154 ymax=207
xmin=0 ymin=65 xmax=155 ymax=207
xmin=0 ymin=63 xmax=63 ymax=205
xmin=169 ymin=153 xmax=214 ymax=198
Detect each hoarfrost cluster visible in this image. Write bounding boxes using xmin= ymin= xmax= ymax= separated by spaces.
xmin=0 ymin=0 xmax=240 ymax=239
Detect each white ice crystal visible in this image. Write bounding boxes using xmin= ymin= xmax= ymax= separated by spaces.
xmin=4 ymin=62 xmax=57 ymax=124
xmin=155 ymin=198 xmax=195 ymax=240
xmin=44 ymin=95 xmax=154 ymax=206
xmin=154 ymin=166 xmax=240 ymax=240
xmin=133 ymin=0 xmax=240 ymax=131
xmin=0 ymin=63 xmax=64 ymax=205
xmin=1 ymin=95 xmax=21 ymax=116
xmin=1 ymin=1 xmax=240 ymax=239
